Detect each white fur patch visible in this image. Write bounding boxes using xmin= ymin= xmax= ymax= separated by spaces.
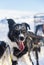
xmin=18 ymin=52 xmax=32 ymax=65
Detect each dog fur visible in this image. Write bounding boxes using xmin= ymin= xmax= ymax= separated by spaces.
xmin=0 ymin=41 xmax=12 ymax=65
xmin=6 ymin=19 xmax=32 ymax=65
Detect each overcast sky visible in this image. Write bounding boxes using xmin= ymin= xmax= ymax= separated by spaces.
xmin=0 ymin=0 xmax=44 ymax=13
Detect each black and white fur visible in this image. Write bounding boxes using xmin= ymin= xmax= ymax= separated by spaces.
xmin=0 ymin=41 xmax=11 ymax=65
xmin=5 ymin=19 xmax=32 ymax=65
xmin=0 ymin=18 xmax=41 ymax=65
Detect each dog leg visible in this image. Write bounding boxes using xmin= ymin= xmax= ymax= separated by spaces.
xmin=12 ymin=60 xmax=17 ymax=65
xmin=11 ymin=55 xmax=18 ymax=65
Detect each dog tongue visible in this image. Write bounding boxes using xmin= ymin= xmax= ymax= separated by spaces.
xmin=19 ymin=41 xmax=25 ymax=51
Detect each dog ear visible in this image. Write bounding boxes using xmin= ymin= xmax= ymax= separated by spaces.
xmin=25 ymin=23 xmax=30 ymax=30
xmin=7 ymin=19 xmax=16 ymax=31
xmin=22 ymin=23 xmax=30 ymax=30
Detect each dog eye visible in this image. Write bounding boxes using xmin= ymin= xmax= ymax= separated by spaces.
xmin=23 ymin=31 xmax=25 ymax=33
xmin=21 ymin=30 xmax=26 ymax=34
xmin=14 ymin=30 xmax=20 ymax=35
xmin=15 ymin=26 xmax=19 ymax=30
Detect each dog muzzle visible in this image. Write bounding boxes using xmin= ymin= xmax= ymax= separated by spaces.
xmin=19 ymin=34 xmax=25 ymax=41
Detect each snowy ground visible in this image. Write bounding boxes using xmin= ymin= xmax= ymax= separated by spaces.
xmin=0 ymin=19 xmax=44 ymax=65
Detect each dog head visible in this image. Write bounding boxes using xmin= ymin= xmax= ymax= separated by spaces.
xmin=8 ymin=20 xmax=30 ymax=51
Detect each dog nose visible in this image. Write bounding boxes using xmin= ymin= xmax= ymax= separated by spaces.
xmin=19 ymin=37 xmax=24 ymax=41
xmin=19 ymin=34 xmax=24 ymax=41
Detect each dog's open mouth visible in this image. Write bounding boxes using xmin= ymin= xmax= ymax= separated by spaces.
xmin=18 ymin=41 xmax=25 ymax=51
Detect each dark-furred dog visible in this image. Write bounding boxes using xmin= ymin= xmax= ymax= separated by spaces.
xmin=0 ymin=19 xmax=42 ymax=65
xmin=6 ymin=19 xmax=33 ymax=65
